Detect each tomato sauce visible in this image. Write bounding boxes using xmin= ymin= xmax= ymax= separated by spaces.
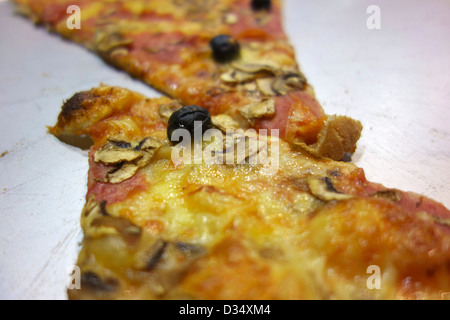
xmin=229 ymin=0 xmax=286 ymax=40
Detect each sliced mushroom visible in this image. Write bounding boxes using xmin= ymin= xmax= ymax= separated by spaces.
xmin=210 ymin=131 xmax=267 ymax=165
xmin=231 ymin=62 xmax=277 ymax=75
xmin=220 ymin=69 xmax=260 ymax=84
xmin=94 ymin=140 xmax=143 ymax=164
xmin=91 ymin=215 xmax=142 ymax=245
xmin=256 ymin=78 xmax=277 ymax=96
xmin=144 ymin=239 xmax=169 ymax=271
xmin=135 ymin=137 xmax=162 ymax=151
xmin=220 ymin=62 xmax=277 ymax=84
xmin=95 ymin=137 xmax=161 ymax=184
xmin=81 ymin=197 xmax=142 ymax=244
xmin=224 ymin=12 xmax=238 ymax=24
xmin=219 ymin=61 xmax=306 ymax=97
xmin=95 ymin=29 xmax=133 ymax=53
xmin=80 ymin=271 xmax=119 ymax=293
xmin=135 ymin=238 xmax=206 ymax=296
xmin=238 ymin=98 xmax=275 ymax=124
xmin=107 ymin=142 xmax=160 ymax=183
xmin=234 ymin=132 xmax=265 ymax=164
xmin=307 ymin=177 xmax=354 ymax=202
xmin=106 ymin=162 xmax=141 ymax=184
xmin=271 ymin=73 xmax=306 ymax=95
xmin=211 ymin=114 xmax=241 ymax=132
xmin=430 ymin=215 xmax=450 ymax=227
xmin=370 ymin=189 xmax=402 ymax=202
xmin=243 ymin=82 xmax=258 ymax=92
xmin=158 ymin=101 xmax=183 ymax=121
xmin=109 ymin=47 xmax=129 ymax=57
xmin=175 ymin=242 xmax=205 ymax=257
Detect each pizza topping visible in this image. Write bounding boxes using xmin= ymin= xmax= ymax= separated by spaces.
xmin=94 ymin=137 xmax=161 ymax=184
xmin=80 ymin=271 xmax=119 ymax=293
xmin=91 ymin=216 xmax=142 ymax=245
xmin=371 ymin=189 xmax=402 ymax=202
xmin=255 ymin=78 xmax=277 ymax=96
xmin=233 ymin=132 xmax=264 ymax=164
xmin=430 ymin=215 xmax=450 ymax=227
xmin=220 ymin=62 xmax=276 ymax=84
xmin=134 ymin=137 xmax=162 ymax=151
xmin=210 ymin=130 xmax=267 ymax=165
xmin=94 ymin=140 xmax=143 ymax=164
xmin=95 ymin=29 xmax=133 ymax=53
xmin=211 ymin=114 xmax=241 ymax=131
xmin=145 ymin=239 xmax=169 ymax=271
xmin=220 ymin=62 xmax=306 ymax=97
xmin=158 ymin=101 xmax=183 ymax=121
xmin=175 ymin=242 xmax=206 ymax=256
xmin=232 ymin=62 xmax=277 ymax=74
xmin=238 ymin=98 xmax=275 ymax=124
xmin=224 ymin=13 xmax=238 ymax=25
xmin=167 ymin=105 xmax=213 ymax=144
xmin=220 ymin=69 xmax=260 ymax=84
xmin=139 ymin=239 xmax=205 ymax=272
xmin=308 ymin=177 xmax=354 ymax=202
xmin=251 ymin=0 xmax=272 ymax=11
xmin=99 ymin=200 xmax=109 ymax=216
xmin=109 ymin=47 xmax=129 ymax=57
xmin=210 ymin=35 xmax=240 ymax=63
xmin=271 ymin=73 xmax=307 ymax=95
xmin=110 ymin=140 xmax=132 ymax=149
xmin=81 ymin=197 xmax=142 ymax=245
xmin=135 ymin=238 xmax=206 ymax=295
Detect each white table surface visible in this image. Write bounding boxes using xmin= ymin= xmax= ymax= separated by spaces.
xmin=0 ymin=0 xmax=449 ymax=299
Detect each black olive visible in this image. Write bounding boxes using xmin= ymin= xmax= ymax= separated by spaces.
xmin=209 ymin=35 xmax=240 ymax=63
xmin=167 ymin=105 xmax=213 ymax=144
xmin=251 ymin=0 xmax=271 ymax=11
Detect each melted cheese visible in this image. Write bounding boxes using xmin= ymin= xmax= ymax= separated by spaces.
xmin=50 ymin=85 xmax=450 ymax=300
xmin=82 ymin=135 xmax=450 ymax=299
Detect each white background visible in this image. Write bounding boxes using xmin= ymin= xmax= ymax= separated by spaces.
xmin=0 ymin=0 xmax=449 ymax=299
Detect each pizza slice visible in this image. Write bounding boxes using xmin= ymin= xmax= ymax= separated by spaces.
xmin=50 ymin=85 xmax=450 ymax=300
xmin=15 ymin=0 xmax=362 ymax=160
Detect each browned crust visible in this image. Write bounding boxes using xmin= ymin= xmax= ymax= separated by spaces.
xmin=294 ymin=116 xmax=363 ymax=160
xmin=49 ymin=86 xmax=144 ymax=137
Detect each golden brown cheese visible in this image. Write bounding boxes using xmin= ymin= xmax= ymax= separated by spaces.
xmin=50 ymin=86 xmax=450 ymax=300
